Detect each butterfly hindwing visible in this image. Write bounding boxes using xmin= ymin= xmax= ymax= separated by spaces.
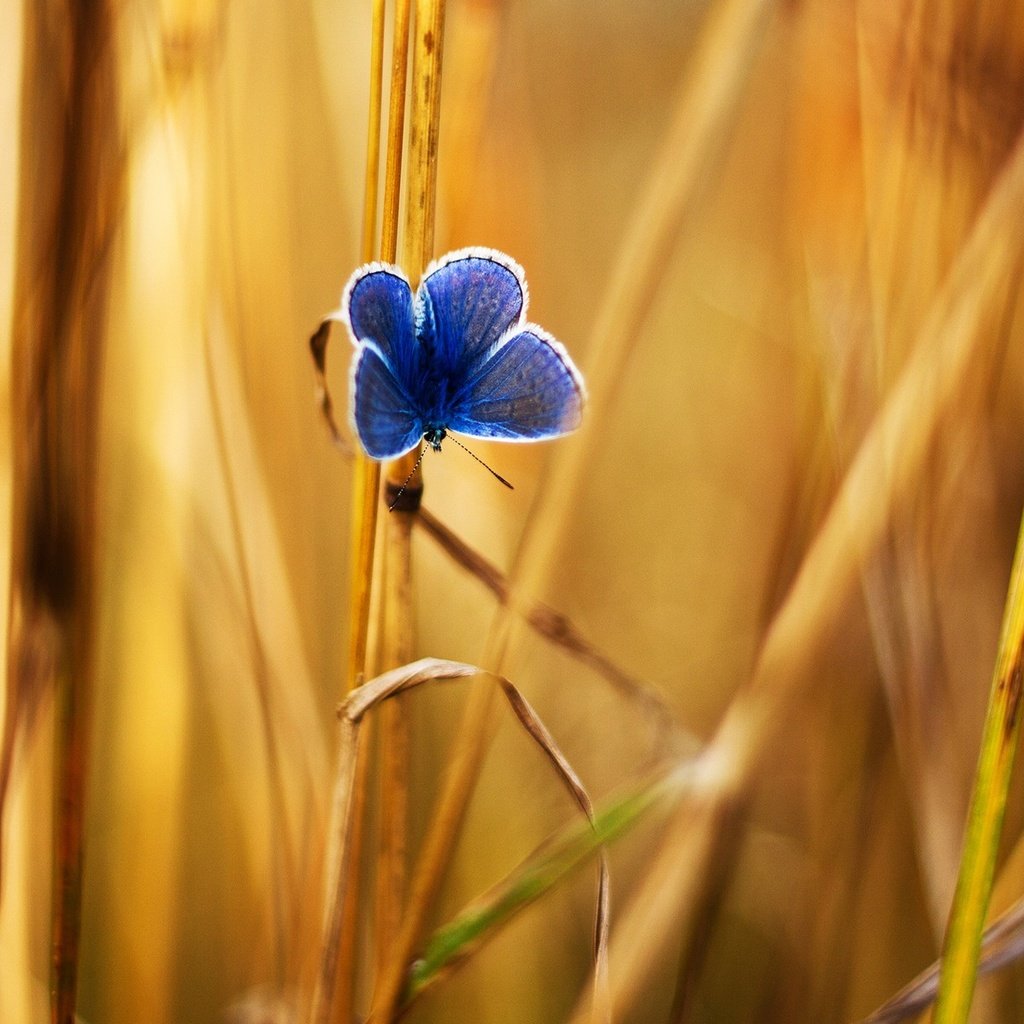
xmin=417 ymin=249 xmax=527 ymax=377
xmin=448 ymin=327 xmax=585 ymax=441
xmin=350 ymin=343 xmax=423 ymax=459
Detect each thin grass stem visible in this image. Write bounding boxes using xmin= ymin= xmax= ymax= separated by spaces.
xmin=381 ymin=0 xmax=413 ymax=264
xmin=933 ymin=509 xmax=1024 ymax=1022
xmin=367 ymin=4 xmax=449 ymax=1012
xmin=346 ymin=0 xmax=388 ymax=701
xmin=316 ymin=2 xmax=392 ymax=1019
xmin=372 ymin=514 xmax=414 ymax=974
xmin=4 ymin=3 xmax=121 ymax=1021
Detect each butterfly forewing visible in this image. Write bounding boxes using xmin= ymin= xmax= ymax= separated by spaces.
xmin=417 ymin=250 xmax=527 ymax=376
xmin=345 ymin=267 xmax=419 ymax=382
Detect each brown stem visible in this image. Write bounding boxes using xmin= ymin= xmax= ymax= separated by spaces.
xmin=4 ymin=3 xmax=121 ymax=1022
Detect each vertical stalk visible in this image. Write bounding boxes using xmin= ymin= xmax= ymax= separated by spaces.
xmin=934 ymin=509 xmax=1024 ymax=1023
xmin=323 ymin=3 xmax=387 ymax=1021
xmin=383 ymin=0 xmax=446 ymax=508
xmin=381 ymin=0 xmax=413 ymax=266
xmin=369 ymin=0 xmax=416 ymax=993
xmin=315 ymin=2 xmax=413 ymax=1021
xmin=4 ymin=2 xmax=120 ymax=1023
xmin=345 ymin=0 xmax=389 ymax=699
xmin=369 ymin=2 xmax=448 ymax=1019
xmin=372 ymin=516 xmax=413 ymax=970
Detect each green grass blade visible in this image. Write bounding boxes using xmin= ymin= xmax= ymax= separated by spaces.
xmin=934 ymin=508 xmax=1024 ymax=1023
xmin=403 ymin=766 xmax=681 ymax=1006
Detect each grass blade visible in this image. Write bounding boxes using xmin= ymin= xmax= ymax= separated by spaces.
xmin=404 ymin=764 xmax=680 ymax=1008
xmin=5 ymin=3 xmax=121 ymax=1021
xmin=932 ymin=508 xmax=1024 ymax=1022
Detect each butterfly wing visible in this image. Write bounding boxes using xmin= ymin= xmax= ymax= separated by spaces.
xmin=343 ymin=263 xmax=419 ymax=382
xmin=350 ymin=343 xmax=424 ymax=459
xmin=416 ymin=249 xmax=527 ymax=374
xmin=342 ymin=263 xmax=425 ymax=458
xmin=447 ymin=326 xmax=585 ymax=441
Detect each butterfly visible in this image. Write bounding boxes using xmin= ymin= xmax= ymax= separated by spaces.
xmin=341 ymin=247 xmax=585 ymax=467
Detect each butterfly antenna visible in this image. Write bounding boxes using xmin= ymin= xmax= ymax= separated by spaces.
xmin=446 ymin=434 xmax=514 ymax=490
xmin=388 ymin=445 xmax=429 ymax=511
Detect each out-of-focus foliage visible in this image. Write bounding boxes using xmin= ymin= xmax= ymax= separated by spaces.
xmin=3 ymin=0 xmax=1024 ymax=1022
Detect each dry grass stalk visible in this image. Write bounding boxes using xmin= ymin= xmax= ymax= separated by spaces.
xmin=500 ymin=0 xmax=775 ymax=619
xmin=381 ymin=0 xmax=413 ymax=266
xmin=570 ymin=116 xmax=1024 ymax=1024
xmin=347 ymin=0 xmax=388 ymax=698
xmin=315 ymin=0 xmax=428 ymax=1019
xmin=313 ymin=2 xmax=399 ymax=1018
xmin=328 ymin=2 xmax=390 ymax=1019
xmin=364 ymin=3 xmax=450 ymax=1020
xmin=385 ymin=0 xmax=446 ymax=505
xmin=1 ymin=4 xmax=121 ymax=1022
xmin=416 ymin=505 xmax=680 ymax=751
xmin=372 ymin=513 xmax=414 ymax=974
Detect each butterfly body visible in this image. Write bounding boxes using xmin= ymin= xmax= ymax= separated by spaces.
xmin=341 ymin=248 xmax=585 ymax=461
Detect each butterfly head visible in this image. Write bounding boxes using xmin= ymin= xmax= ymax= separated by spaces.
xmin=423 ymin=426 xmax=447 ymax=452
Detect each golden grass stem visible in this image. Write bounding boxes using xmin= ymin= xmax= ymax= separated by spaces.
xmin=5 ymin=18 xmax=119 ymax=1024
xmin=345 ymin=0 xmax=389 ymax=699
xmin=933 ymin=510 xmax=1024 ymax=1022
xmin=385 ymin=0 xmax=445 ymax=499
xmin=361 ymin=0 xmax=386 ymax=267
xmin=381 ymin=0 xmax=412 ymax=264
xmin=372 ymin=515 xmax=414 ymax=973
xmin=403 ymin=0 xmax=446 ymax=273
xmin=315 ymin=2 xmax=416 ymax=1020
xmin=336 ymin=0 xmax=388 ymax=1012
xmin=3 ymin=4 xmax=120 ymax=1021
xmin=321 ymin=3 xmax=390 ymax=1021
xmin=366 ymin=2 xmax=448 ymax=1015
xmin=367 ymin=0 xmax=414 ymax=992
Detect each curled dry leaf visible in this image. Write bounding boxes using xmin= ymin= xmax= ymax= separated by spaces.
xmin=308 ymin=317 xmax=352 ymax=453
xmin=313 ymin=657 xmax=610 ymax=1022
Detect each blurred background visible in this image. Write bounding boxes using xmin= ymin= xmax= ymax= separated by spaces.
xmin=3 ymin=0 xmax=1024 ymax=1022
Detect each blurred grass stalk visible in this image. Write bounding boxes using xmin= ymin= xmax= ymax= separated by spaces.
xmin=571 ymin=85 xmax=1024 ymax=1024
xmin=933 ymin=509 xmax=1024 ymax=1022
xmin=329 ymin=0 xmax=388 ymax=1018
xmin=1 ymin=3 xmax=120 ymax=1024
xmin=369 ymin=0 xmax=413 ymax=995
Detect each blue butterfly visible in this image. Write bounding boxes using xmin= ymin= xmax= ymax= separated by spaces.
xmin=341 ymin=247 xmax=585 ymax=464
